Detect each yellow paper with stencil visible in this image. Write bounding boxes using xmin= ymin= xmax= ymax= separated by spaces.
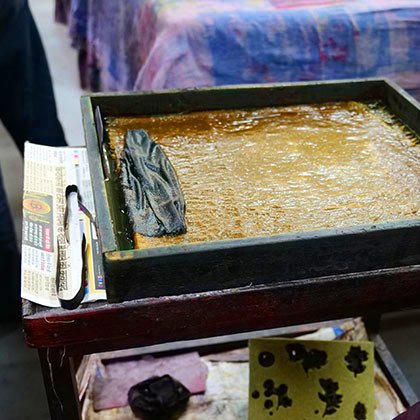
xmin=249 ymin=339 xmax=375 ymax=419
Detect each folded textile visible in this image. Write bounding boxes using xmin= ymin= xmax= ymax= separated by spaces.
xmin=93 ymin=352 xmax=208 ymax=411
xmin=121 ymin=129 xmax=186 ymax=238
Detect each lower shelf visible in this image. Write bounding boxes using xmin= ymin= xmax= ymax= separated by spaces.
xmin=76 ymin=318 xmax=416 ymax=419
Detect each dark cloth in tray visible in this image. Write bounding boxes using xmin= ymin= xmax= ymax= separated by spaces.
xmin=121 ymin=129 xmax=186 ymax=238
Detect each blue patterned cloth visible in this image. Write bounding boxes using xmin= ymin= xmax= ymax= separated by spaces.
xmin=62 ymin=0 xmax=420 ymax=98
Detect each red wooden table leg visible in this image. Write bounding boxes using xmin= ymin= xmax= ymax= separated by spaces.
xmin=38 ymin=348 xmax=81 ymax=420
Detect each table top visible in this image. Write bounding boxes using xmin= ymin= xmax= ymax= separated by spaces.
xmin=23 ymin=264 xmax=420 ymax=355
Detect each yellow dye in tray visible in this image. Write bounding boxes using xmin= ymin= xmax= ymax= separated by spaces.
xmin=105 ymin=102 xmax=420 ymax=249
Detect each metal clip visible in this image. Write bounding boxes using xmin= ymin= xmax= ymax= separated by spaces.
xmin=56 ymin=185 xmax=97 ymax=310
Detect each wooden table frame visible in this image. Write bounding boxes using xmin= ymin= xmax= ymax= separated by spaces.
xmin=23 ymin=264 xmax=420 ymax=419
xmin=21 ymin=79 xmax=420 ymax=419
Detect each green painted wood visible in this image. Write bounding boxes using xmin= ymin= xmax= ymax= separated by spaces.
xmin=104 ymin=221 xmax=420 ymax=302
xmin=384 ymin=78 xmax=420 ymax=135
xmin=88 ymin=78 xmax=385 ymax=116
xmin=81 ymin=96 xmax=117 ymax=252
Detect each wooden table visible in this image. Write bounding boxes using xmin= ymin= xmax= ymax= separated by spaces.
xmin=23 ymin=264 xmax=420 ymax=419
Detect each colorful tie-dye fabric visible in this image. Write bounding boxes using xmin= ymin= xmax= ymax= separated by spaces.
xmin=62 ymin=0 xmax=420 ymax=98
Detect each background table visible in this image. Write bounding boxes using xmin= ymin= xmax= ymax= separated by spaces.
xmin=56 ymin=0 xmax=420 ymax=96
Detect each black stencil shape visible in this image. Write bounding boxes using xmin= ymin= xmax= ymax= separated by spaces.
xmin=345 ymin=346 xmax=369 ymax=377
xmin=259 ymin=351 xmax=275 ymax=367
xmin=354 ymin=402 xmax=367 ymax=420
xmin=318 ymin=378 xmax=343 ymax=417
xmin=265 ymin=400 xmax=274 ymax=409
xmin=286 ymin=343 xmax=327 ymax=374
xmin=263 ymin=379 xmax=293 ymax=411
xmin=252 ymin=390 xmax=260 ymax=399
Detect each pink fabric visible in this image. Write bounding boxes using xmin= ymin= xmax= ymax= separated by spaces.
xmin=93 ymin=352 xmax=208 ymax=411
xmin=270 ymin=0 xmax=343 ymax=9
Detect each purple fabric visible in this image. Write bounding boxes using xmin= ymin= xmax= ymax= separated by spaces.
xmin=60 ymin=0 xmax=420 ymax=100
xmin=68 ymin=0 xmax=87 ymax=48
xmin=394 ymin=402 xmax=420 ymax=420
xmin=54 ymin=0 xmax=71 ymax=24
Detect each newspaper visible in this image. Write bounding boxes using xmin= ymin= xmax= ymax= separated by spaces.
xmin=21 ymin=143 xmax=106 ymax=307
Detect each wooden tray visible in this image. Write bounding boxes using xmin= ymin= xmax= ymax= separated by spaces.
xmin=81 ymin=79 xmax=420 ymax=303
